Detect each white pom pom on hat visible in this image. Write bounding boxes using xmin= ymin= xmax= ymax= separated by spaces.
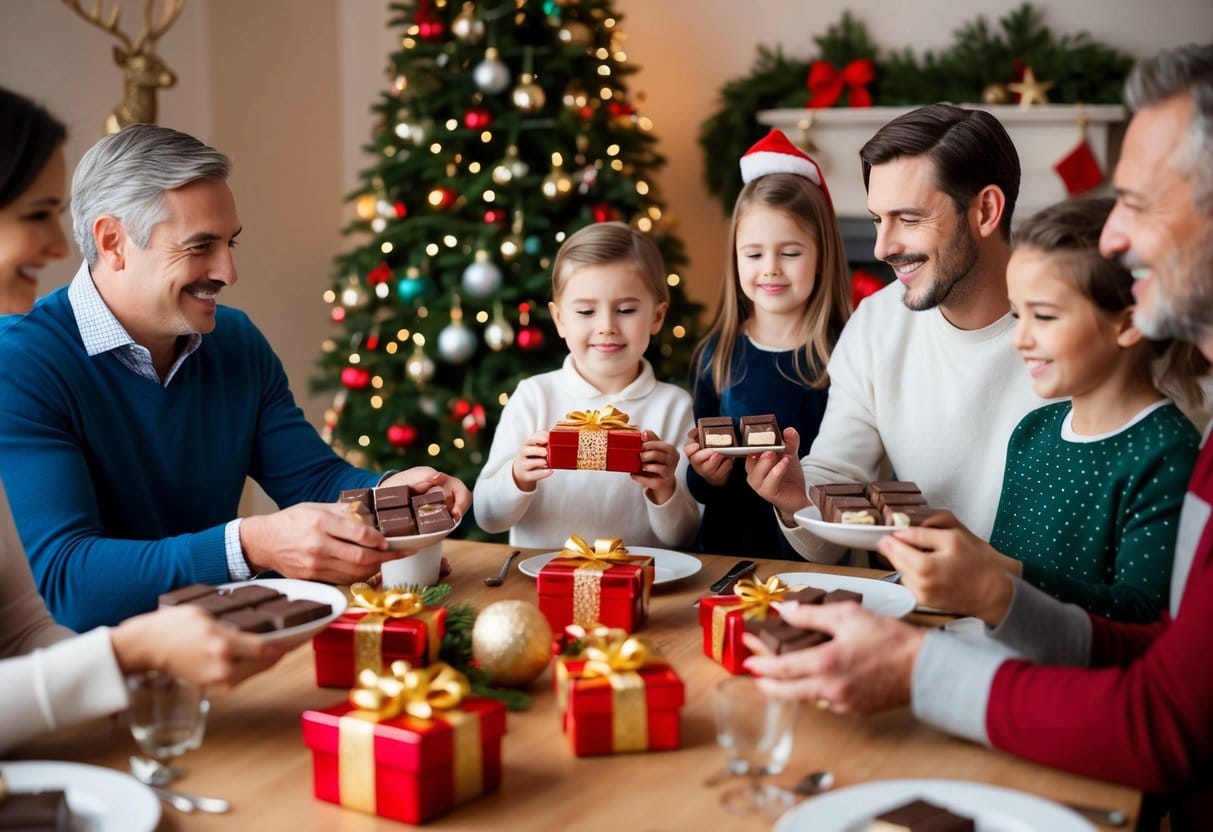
xmin=739 ymin=129 xmax=832 ymax=208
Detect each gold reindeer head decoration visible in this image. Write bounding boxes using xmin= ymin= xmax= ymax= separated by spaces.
xmin=61 ymin=0 xmax=185 ymax=135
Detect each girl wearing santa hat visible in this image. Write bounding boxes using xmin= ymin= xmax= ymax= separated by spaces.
xmin=684 ymin=130 xmax=852 ymax=559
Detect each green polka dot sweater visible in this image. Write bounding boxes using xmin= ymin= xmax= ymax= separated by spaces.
xmin=989 ymin=400 xmax=1199 ymax=622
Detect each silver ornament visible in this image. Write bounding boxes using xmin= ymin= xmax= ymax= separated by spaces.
xmin=405 ymin=346 xmax=436 ymax=384
xmin=473 ymin=48 xmax=511 ymax=95
xmin=451 ymin=4 xmax=485 ymax=43
xmin=438 ymin=321 xmax=478 ymax=363
xmin=511 ymin=73 xmax=546 ymax=112
xmin=485 ymin=318 xmax=515 ymax=351
xmin=461 ymin=254 xmax=503 ymax=297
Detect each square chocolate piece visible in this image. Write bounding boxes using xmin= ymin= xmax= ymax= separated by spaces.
xmin=158 ymin=583 xmax=217 ymax=607
xmin=874 ymin=491 xmax=927 ymax=510
xmin=754 ymin=618 xmax=830 ymax=654
xmin=784 ymin=587 xmax=827 ymax=605
xmin=823 ymin=589 xmax=863 ymax=605
xmin=868 ymin=798 xmax=975 ymax=832
xmin=697 ymin=416 xmax=736 ymax=448
xmin=739 ymin=414 xmax=779 ymax=446
xmin=219 ymin=608 xmax=277 ymax=633
xmin=867 ymin=480 xmax=921 ymax=497
xmin=373 ymin=484 xmax=413 ymax=510
xmin=411 ymin=488 xmax=454 ymax=534
xmin=809 ymin=482 xmax=864 ymax=510
xmin=223 ymin=585 xmax=282 ymax=606
xmin=884 ymin=505 xmax=936 ymax=527
xmin=376 ymin=507 xmax=418 ymax=537
xmin=340 ymin=488 xmax=375 ymax=526
xmin=0 ymin=790 xmax=71 ymax=831
xmin=257 ymin=598 xmax=332 ymax=629
xmin=833 ymin=507 xmax=881 ymax=525
xmin=186 ymin=593 xmax=253 ymax=617
xmin=824 ymin=496 xmax=876 ymax=523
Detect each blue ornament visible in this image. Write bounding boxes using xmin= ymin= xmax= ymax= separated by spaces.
xmin=396 ymin=276 xmax=429 ymax=303
xmin=524 ymin=235 xmax=543 ymax=255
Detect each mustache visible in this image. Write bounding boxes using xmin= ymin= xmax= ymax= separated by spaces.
xmin=190 ymin=280 xmax=225 ymax=293
xmin=884 ymin=254 xmax=926 ymax=266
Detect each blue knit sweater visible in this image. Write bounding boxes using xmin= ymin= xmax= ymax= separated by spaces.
xmin=0 ymin=287 xmax=379 ymax=630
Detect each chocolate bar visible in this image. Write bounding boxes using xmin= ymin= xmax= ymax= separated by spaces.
xmin=739 ymin=414 xmax=779 ymax=446
xmin=225 ymin=584 xmax=282 ymax=605
xmin=867 ymin=798 xmax=975 ymax=832
xmin=376 ymin=507 xmax=418 ymax=537
xmin=884 ymin=505 xmax=936 ymax=527
xmin=157 ymin=583 xmax=217 ymax=606
xmin=875 ymin=491 xmax=927 ymax=509
xmin=258 ymin=598 xmax=332 ymax=629
xmin=697 ymin=416 xmax=736 ymax=448
xmin=373 ymin=484 xmax=413 ymax=510
xmin=158 ymin=584 xmax=331 ymax=634
xmin=755 ymin=618 xmax=830 ymax=654
xmin=187 ymin=592 xmax=254 ymax=617
xmin=825 ymin=496 xmax=878 ymax=524
xmin=809 ymin=482 xmax=864 ymax=510
xmin=411 ymin=488 xmax=455 ymax=534
xmin=784 ymin=587 xmax=827 ymax=605
xmin=340 ymin=488 xmax=375 ymax=525
xmin=0 ymin=789 xmax=71 ymax=831
xmin=867 ymin=480 xmax=921 ymax=498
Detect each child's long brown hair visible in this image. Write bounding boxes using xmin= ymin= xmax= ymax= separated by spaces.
xmin=694 ymin=174 xmax=852 ymax=393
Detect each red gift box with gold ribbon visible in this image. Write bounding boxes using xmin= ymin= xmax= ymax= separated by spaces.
xmin=698 ymin=576 xmax=795 ymax=674
xmin=313 ymin=583 xmax=446 ymax=689
xmin=554 ymin=627 xmax=683 ymax=756
xmin=537 ymin=536 xmax=653 ymax=634
xmin=548 ymin=405 xmax=643 ymax=473
xmin=301 ymin=661 xmax=506 ymax=825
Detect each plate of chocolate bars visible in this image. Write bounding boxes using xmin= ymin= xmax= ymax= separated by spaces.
xmin=695 ymin=414 xmax=786 ymax=457
xmin=340 ymin=485 xmax=461 ymax=551
xmin=773 ymin=778 xmax=1095 ymax=832
xmin=0 ymin=760 xmax=161 ymax=832
xmin=162 ymin=579 xmax=346 ymax=646
xmin=771 ymin=572 xmax=915 ymax=619
xmin=794 ymin=480 xmax=940 ymax=550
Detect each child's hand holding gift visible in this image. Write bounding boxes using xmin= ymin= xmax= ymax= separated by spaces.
xmin=633 ymin=429 xmax=680 ymax=505
xmin=512 ymin=430 xmax=554 ymax=493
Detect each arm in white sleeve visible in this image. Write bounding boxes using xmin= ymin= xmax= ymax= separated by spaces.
xmin=472 ymin=382 xmax=542 ymax=533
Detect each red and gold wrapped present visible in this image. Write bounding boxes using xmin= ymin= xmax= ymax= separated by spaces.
xmin=548 ymin=405 xmax=643 ymax=473
xmin=554 ymin=627 xmax=683 ymax=756
xmin=698 ymin=576 xmax=794 ymax=674
xmin=301 ymin=661 xmax=506 ymax=825
xmin=313 ymin=583 xmax=446 ymax=688
xmin=537 ymin=536 xmax=653 ymax=634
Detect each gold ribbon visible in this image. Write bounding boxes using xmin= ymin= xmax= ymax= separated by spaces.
xmin=338 ymin=661 xmax=482 ymax=813
xmin=561 ymin=627 xmax=655 ymax=753
xmin=554 ymin=405 xmax=640 ymax=470
xmin=349 ymin=583 xmax=441 ymax=676
xmin=554 ymin=537 xmax=649 ymax=627
xmin=709 ymin=576 xmax=791 ymax=663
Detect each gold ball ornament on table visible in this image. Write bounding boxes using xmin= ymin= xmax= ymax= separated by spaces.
xmin=471 ymin=600 xmax=553 ymax=687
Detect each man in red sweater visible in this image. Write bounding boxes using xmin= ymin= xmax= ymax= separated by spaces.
xmin=744 ymin=44 xmax=1213 ymax=830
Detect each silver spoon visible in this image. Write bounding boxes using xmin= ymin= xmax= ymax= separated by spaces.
xmin=484 ymin=550 xmax=521 ymax=586
xmin=128 ymin=757 xmax=230 ymax=814
xmin=128 ymin=756 xmax=179 ymax=787
xmin=791 ymin=770 xmax=835 ymax=797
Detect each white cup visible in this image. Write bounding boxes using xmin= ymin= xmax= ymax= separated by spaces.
xmin=380 ymin=541 xmax=443 ymax=588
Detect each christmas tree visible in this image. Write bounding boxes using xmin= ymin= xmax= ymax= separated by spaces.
xmin=313 ymin=0 xmax=703 ymax=529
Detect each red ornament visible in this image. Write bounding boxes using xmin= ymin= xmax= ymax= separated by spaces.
xmin=483 ymin=208 xmax=507 ymax=225
xmin=394 ymin=201 xmax=408 ymax=219
xmin=516 ymin=325 xmax=544 ymax=350
xmin=429 ymin=186 xmax=456 ymax=211
xmin=331 ymin=307 xmax=346 ymax=322
xmin=414 ymin=0 xmax=443 ymax=41
xmin=462 ymin=404 xmax=487 ymax=435
xmin=387 ymin=423 xmax=418 ymax=448
xmin=463 ymin=106 xmax=493 ymax=130
xmin=452 ymin=399 xmax=472 ymax=419
xmin=340 ymin=366 xmax=372 ymax=389
xmin=806 ymin=59 xmax=875 ymax=108
xmin=367 ymin=262 xmax=392 ymax=285
xmin=607 ymin=101 xmax=635 ymax=117
xmin=850 ymin=269 xmax=885 ymax=309
xmin=591 ymin=203 xmax=618 ymax=223
xmin=579 ymin=106 xmax=594 ymax=121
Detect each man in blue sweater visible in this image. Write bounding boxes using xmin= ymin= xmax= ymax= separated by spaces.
xmin=0 ymin=125 xmax=470 ymax=631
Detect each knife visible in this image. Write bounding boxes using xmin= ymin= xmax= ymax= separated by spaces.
xmin=707 ymin=560 xmax=758 ymax=595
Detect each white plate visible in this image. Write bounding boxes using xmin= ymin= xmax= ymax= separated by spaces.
xmin=771 ymin=572 xmax=915 ymax=618
xmin=708 ymin=443 xmax=787 ymax=457
xmin=0 ymin=761 xmax=160 ymax=832
xmin=794 ymin=504 xmax=899 ymax=549
xmin=774 ymin=778 xmax=1095 ymax=832
xmin=218 ymin=578 xmax=347 ymax=645
xmin=386 ymin=513 xmax=463 ymax=551
xmin=519 ymin=547 xmax=703 ymax=585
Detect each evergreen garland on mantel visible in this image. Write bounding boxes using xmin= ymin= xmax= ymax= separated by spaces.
xmin=700 ymin=4 xmax=1134 ymax=214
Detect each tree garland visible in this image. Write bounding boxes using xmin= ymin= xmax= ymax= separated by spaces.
xmin=700 ymin=4 xmax=1134 ymax=214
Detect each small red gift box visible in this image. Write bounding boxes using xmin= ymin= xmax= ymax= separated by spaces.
xmin=301 ymin=663 xmax=506 ymax=825
xmin=537 ymin=537 xmax=653 ymax=634
xmin=548 ymin=405 xmax=643 ymax=473
xmin=699 ymin=577 xmax=793 ymax=674
xmin=554 ymin=628 xmax=684 ymax=756
xmin=313 ymin=584 xmax=446 ymax=688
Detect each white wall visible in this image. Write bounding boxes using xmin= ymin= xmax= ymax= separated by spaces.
xmin=3 ymin=0 xmax=1211 ymax=425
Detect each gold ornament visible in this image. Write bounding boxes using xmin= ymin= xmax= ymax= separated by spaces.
xmin=541 ymin=160 xmax=574 ymax=200
xmin=355 ymin=193 xmax=378 ymax=220
xmin=451 ymin=2 xmax=484 ymax=43
xmin=471 ymin=600 xmax=553 ymax=687
xmin=982 ymin=83 xmax=1010 ymax=105
xmin=511 ymin=73 xmax=546 ymax=113
xmin=1008 ymin=67 xmax=1054 ymax=109
xmin=405 ymin=341 xmax=436 ymax=384
xmin=558 ymin=21 xmax=593 ymax=47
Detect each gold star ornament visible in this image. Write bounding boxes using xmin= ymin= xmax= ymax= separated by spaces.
xmin=1008 ymin=67 xmax=1054 ymax=109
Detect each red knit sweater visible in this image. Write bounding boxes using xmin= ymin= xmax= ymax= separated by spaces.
xmin=987 ymin=437 xmax=1213 ymax=817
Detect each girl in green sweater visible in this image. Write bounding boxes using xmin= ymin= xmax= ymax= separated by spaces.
xmin=879 ymin=196 xmax=1206 ymax=622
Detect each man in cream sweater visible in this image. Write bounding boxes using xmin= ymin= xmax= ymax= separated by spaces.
xmin=747 ymin=104 xmax=1039 ymax=562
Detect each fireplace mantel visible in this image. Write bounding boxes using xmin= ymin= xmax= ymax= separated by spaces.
xmin=757 ymin=104 xmax=1126 ymax=221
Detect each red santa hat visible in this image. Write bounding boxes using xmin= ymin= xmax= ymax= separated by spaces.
xmin=739 ymin=129 xmax=832 ymax=208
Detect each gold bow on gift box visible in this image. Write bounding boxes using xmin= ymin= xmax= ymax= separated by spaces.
xmin=555 ymin=536 xmax=651 ymax=627
xmin=339 ymin=661 xmax=482 ymax=813
xmin=709 ymin=576 xmax=795 ymax=664
xmin=349 ymin=583 xmax=443 ymax=676
xmin=559 ymin=627 xmax=659 ymax=753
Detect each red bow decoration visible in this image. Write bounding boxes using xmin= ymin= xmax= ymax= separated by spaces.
xmin=806 ymin=59 xmax=875 ymax=108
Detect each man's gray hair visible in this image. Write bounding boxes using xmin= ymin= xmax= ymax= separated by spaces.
xmin=71 ymin=124 xmax=231 ymax=266
xmin=1125 ymin=44 xmax=1213 ymax=214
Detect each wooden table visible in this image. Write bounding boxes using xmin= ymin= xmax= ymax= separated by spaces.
xmin=16 ymin=541 xmax=1141 ymax=830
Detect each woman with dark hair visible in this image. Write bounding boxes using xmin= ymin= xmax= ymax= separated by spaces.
xmin=0 ymin=87 xmax=70 ymax=314
xmin=0 ymin=89 xmax=282 ymax=754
